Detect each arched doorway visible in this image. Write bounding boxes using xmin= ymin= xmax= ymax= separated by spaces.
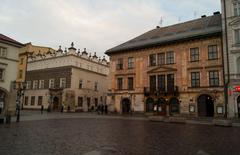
xmin=122 ymin=98 xmax=131 ymax=114
xmin=237 ymin=96 xmax=240 ymax=117
xmin=197 ymin=94 xmax=214 ymax=117
xmin=157 ymin=97 xmax=166 ymax=116
xmin=146 ymin=97 xmax=154 ymax=112
xmin=169 ymin=97 xmax=180 ymax=115
xmin=53 ymin=96 xmax=59 ymax=110
xmin=0 ymin=89 xmax=6 ymax=115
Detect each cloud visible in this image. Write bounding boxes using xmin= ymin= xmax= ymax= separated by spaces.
xmin=0 ymin=0 xmax=220 ymax=58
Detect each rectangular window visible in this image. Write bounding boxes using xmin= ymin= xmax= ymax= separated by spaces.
xmin=158 ymin=53 xmax=165 ymax=65
xmin=78 ymin=97 xmax=83 ymax=107
xmin=190 ymin=48 xmax=199 ymax=62
xmin=158 ymin=75 xmax=165 ymax=91
xmin=39 ymin=80 xmax=44 ymax=89
xmin=94 ymin=82 xmax=98 ymax=91
xmin=0 ymin=47 xmax=7 ymax=58
xmin=150 ymin=75 xmax=156 ymax=93
xmin=87 ymin=97 xmax=91 ymax=108
xmin=79 ymin=80 xmax=83 ymax=89
xmin=166 ymin=51 xmax=174 ymax=64
xmin=33 ymin=80 xmax=38 ymax=89
xmin=24 ymin=96 xmax=28 ymax=105
xmin=0 ymin=69 xmax=4 ymax=80
xmin=191 ymin=72 xmax=200 ymax=87
xmin=149 ymin=54 xmax=156 ymax=66
xmin=167 ymin=74 xmax=174 ymax=92
xmin=128 ymin=77 xmax=134 ymax=90
xmin=235 ymin=29 xmax=240 ymax=44
xmin=117 ymin=78 xmax=123 ymax=90
xmin=60 ymin=78 xmax=66 ymax=88
xmin=128 ymin=57 xmax=134 ymax=69
xmin=209 ymin=71 xmax=219 ymax=87
xmin=116 ymin=58 xmax=123 ymax=70
xmin=26 ymin=81 xmax=31 ymax=89
xmin=234 ymin=2 xmax=240 ymax=16
xmin=49 ymin=79 xmax=55 ymax=88
xmin=208 ymin=45 xmax=218 ymax=60
xmin=18 ymin=70 xmax=23 ymax=79
xmin=38 ymin=96 xmax=43 ymax=106
xmin=31 ymin=96 xmax=35 ymax=105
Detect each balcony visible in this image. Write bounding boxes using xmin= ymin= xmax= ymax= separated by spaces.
xmin=144 ymin=86 xmax=179 ymax=97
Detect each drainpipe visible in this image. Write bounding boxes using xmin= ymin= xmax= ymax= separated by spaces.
xmin=223 ymin=0 xmax=230 ymax=118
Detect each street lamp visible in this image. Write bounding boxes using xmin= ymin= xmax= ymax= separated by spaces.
xmin=13 ymin=81 xmax=26 ymax=122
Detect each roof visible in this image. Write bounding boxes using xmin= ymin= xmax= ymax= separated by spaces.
xmin=0 ymin=34 xmax=23 ymax=47
xmin=106 ymin=14 xmax=222 ymax=55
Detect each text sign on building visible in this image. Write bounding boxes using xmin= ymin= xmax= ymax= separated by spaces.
xmin=235 ymin=86 xmax=240 ymax=92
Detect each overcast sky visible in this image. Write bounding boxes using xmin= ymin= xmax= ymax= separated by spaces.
xmin=1 ymin=0 xmax=220 ymax=58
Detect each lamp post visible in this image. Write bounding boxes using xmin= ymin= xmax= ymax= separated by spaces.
xmin=14 ymin=81 xmax=26 ymax=122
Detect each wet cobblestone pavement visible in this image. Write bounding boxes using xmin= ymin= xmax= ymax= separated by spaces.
xmin=0 ymin=117 xmax=240 ymax=155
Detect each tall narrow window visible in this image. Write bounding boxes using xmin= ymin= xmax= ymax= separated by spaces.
xmin=190 ymin=48 xmax=199 ymax=62
xmin=158 ymin=75 xmax=165 ymax=91
xmin=167 ymin=74 xmax=174 ymax=92
xmin=95 ymin=98 xmax=98 ymax=107
xmin=158 ymin=53 xmax=165 ymax=65
xmin=116 ymin=58 xmax=123 ymax=70
xmin=166 ymin=51 xmax=174 ymax=64
xmin=26 ymin=81 xmax=31 ymax=89
xmin=0 ymin=69 xmax=4 ymax=80
xmin=0 ymin=47 xmax=7 ymax=58
xmin=128 ymin=57 xmax=134 ymax=69
xmin=24 ymin=96 xmax=28 ymax=105
xmin=79 ymin=80 xmax=83 ymax=89
xmin=18 ymin=70 xmax=23 ymax=79
xmin=39 ymin=80 xmax=44 ymax=89
xmin=60 ymin=78 xmax=66 ymax=88
xmin=191 ymin=72 xmax=200 ymax=87
xmin=237 ymin=57 xmax=240 ymax=73
xmin=33 ymin=80 xmax=38 ymax=89
xmin=208 ymin=45 xmax=218 ymax=60
xmin=128 ymin=77 xmax=134 ymax=90
xmin=235 ymin=29 xmax=240 ymax=44
xmin=150 ymin=75 xmax=156 ymax=93
xmin=149 ymin=54 xmax=156 ymax=66
xmin=38 ymin=96 xmax=43 ymax=105
xmin=49 ymin=79 xmax=55 ymax=88
xmin=117 ymin=78 xmax=123 ymax=90
xmin=234 ymin=2 xmax=240 ymax=16
xmin=209 ymin=71 xmax=219 ymax=87
xmin=31 ymin=96 xmax=35 ymax=105
xmin=94 ymin=82 xmax=98 ymax=91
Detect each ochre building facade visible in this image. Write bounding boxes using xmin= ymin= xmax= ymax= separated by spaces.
xmin=106 ymin=13 xmax=225 ymax=117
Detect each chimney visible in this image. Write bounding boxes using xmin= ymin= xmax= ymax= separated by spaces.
xmin=201 ymin=15 xmax=206 ymax=18
xmin=213 ymin=11 xmax=220 ymax=15
xmin=156 ymin=26 xmax=160 ymax=29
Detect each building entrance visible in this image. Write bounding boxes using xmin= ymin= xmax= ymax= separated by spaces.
xmin=0 ymin=89 xmax=6 ymax=115
xmin=197 ymin=94 xmax=214 ymax=117
xmin=146 ymin=97 xmax=154 ymax=112
xmin=53 ymin=96 xmax=59 ymax=110
xmin=122 ymin=98 xmax=131 ymax=114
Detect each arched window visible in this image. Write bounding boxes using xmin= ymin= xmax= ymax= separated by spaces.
xmin=237 ymin=57 xmax=240 ymax=74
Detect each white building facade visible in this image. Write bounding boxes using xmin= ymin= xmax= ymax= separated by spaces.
xmin=222 ymin=0 xmax=240 ymax=118
xmin=24 ymin=43 xmax=109 ymax=112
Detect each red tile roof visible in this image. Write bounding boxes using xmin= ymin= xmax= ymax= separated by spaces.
xmin=0 ymin=34 xmax=23 ymax=47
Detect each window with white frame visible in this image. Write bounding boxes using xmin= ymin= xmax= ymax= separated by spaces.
xmin=235 ymin=29 xmax=240 ymax=44
xmin=79 ymin=80 xmax=83 ymax=89
xmin=166 ymin=51 xmax=174 ymax=64
xmin=60 ymin=78 xmax=66 ymax=88
xmin=234 ymin=1 xmax=240 ymax=16
xmin=26 ymin=81 xmax=31 ymax=89
xmin=0 ymin=47 xmax=7 ymax=58
xmin=39 ymin=80 xmax=44 ymax=89
xmin=33 ymin=80 xmax=38 ymax=89
xmin=49 ymin=79 xmax=55 ymax=88
xmin=0 ymin=69 xmax=4 ymax=80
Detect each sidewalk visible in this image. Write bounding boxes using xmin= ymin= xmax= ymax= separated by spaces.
xmin=148 ymin=115 xmax=240 ymax=127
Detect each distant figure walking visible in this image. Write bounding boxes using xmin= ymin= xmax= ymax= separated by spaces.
xmin=104 ymin=104 xmax=108 ymax=114
xmin=41 ymin=105 xmax=44 ymax=114
xmin=101 ymin=104 xmax=104 ymax=115
xmin=97 ymin=105 xmax=101 ymax=115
